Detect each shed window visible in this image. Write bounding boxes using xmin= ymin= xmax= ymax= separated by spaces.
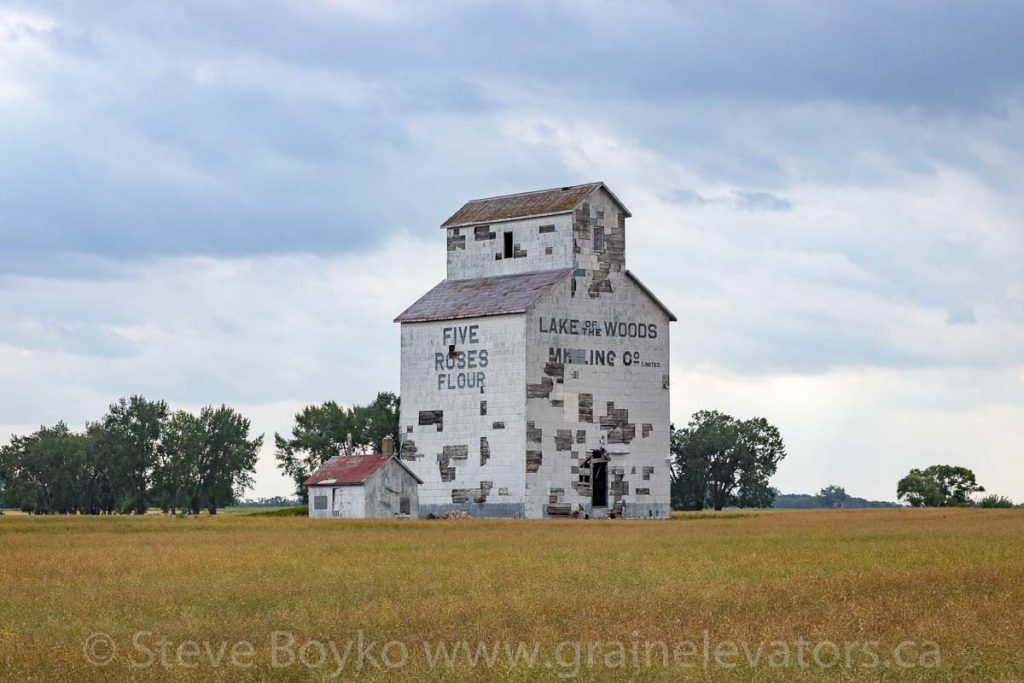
xmin=503 ymin=232 xmax=513 ymax=258
xmin=400 ymin=496 xmax=411 ymax=515
xmin=313 ymin=495 xmax=328 ymax=510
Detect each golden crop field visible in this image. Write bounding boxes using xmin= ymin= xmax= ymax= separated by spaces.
xmin=1 ymin=508 xmax=1022 ymax=681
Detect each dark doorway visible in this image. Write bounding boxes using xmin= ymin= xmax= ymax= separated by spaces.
xmin=592 ymin=461 xmax=608 ymax=507
xmin=503 ymin=232 xmax=514 ymax=258
xmin=399 ymin=496 xmax=411 ymax=515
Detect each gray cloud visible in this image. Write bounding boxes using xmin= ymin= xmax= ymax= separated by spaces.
xmin=2 ymin=1 xmax=1024 ymax=499
xmin=663 ymin=188 xmax=792 ymax=211
xmin=2 ymin=1 xmax=1022 ymax=271
xmin=945 ymin=305 xmax=978 ymax=326
xmin=664 ymin=188 xmax=713 ymax=206
xmin=734 ymin=191 xmax=792 ymax=212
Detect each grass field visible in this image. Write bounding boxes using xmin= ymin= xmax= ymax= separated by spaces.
xmin=1 ymin=509 xmax=1022 ymax=681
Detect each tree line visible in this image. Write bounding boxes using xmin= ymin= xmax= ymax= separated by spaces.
xmin=773 ymin=485 xmax=901 ymax=509
xmin=667 ymin=412 xmax=1016 ymax=510
xmin=8 ymin=390 xmax=1010 ymax=514
xmin=0 ymin=396 xmax=262 ymax=515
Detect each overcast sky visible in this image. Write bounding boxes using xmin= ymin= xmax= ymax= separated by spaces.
xmin=2 ymin=1 xmax=1022 ymax=502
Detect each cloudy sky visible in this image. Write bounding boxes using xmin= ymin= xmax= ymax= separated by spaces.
xmin=2 ymin=1 xmax=1022 ymax=502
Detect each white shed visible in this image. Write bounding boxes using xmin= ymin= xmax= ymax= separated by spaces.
xmin=304 ymin=451 xmax=422 ymax=519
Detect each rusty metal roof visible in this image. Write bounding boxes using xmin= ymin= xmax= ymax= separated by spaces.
xmin=440 ymin=182 xmax=630 ymax=228
xmin=394 ymin=268 xmax=573 ymax=323
xmin=304 ymin=454 xmax=423 ymax=486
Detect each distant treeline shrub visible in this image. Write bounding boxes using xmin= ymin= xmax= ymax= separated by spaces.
xmin=0 ymin=396 xmax=262 ymax=515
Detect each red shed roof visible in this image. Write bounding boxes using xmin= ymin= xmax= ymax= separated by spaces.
xmin=303 ymin=454 xmax=422 ymax=487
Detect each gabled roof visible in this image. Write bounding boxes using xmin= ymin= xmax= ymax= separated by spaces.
xmin=394 ymin=268 xmax=573 ymax=323
xmin=303 ymin=454 xmax=423 ymax=487
xmin=440 ymin=182 xmax=631 ymax=229
xmin=625 ymin=270 xmax=677 ymax=322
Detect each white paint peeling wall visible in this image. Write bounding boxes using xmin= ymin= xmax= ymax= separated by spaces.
xmin=363 ymin=460 xmax=420 ymax=518
xmin=446 ymin=213 xmax=574 ymax=280
xmin=525 ymin=273 xmax=672 ymax=518
xmin=398 ymin=314 xmax=528 ymax=516
xmin=308 ymin=485 xmax=365 ymax=519
xmin=572 ymin=188 xmax=627 ymax=275
xmin=523 ymin=186 xmax=672 ymax=518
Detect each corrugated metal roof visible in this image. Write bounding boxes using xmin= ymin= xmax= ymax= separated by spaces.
xmin=303 ymin=454 xmax=423 ymax=486
xmin=394 ymin=268 xmax=573 ymax=323
xmin=440 ymin=182 xmax=630 ymax=228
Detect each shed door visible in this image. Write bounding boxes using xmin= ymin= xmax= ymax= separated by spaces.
xmin=332 ymin=488 xmax=342 ymax=516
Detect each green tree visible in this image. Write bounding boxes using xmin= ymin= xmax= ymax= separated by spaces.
xmin=670 ymin=421 xmax=712 ymax=510
xmin=731 ymin=417 xmax=785 ymax=509
xmin=817 ymin=484 xmax=849 ymax=509
xmin=101 ymin=396 xmax=169 ymax=514
xmin=155 ymin=411 xmax=205 ymax=515
xmin=895 ymin=470 xmax=942 ymax=507
xmin=275 ymin=392 xmax=400 ymax=499
xmin=155 ymin=407 xmax=263 ymax=515
xmin=352 ymin=392 xmax=401 ymax=454
xmin=74 ymin=424 xmax=116 ymax=515
xmin=897 ymin=465 xmax=985 ymax=507
xmin=191 ymin=405 xmax=263 ymax=514
xmin=0 ymin=423 xmax=87 ymax=514
xmin=976 ymin=494 xmax=1014 ymax=509
xmin=670 ymin=411 xmax=787 ymax=511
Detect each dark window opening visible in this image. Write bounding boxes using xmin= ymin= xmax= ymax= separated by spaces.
xmin=503 ymin=232 xmax=513 ymax=258
xmin=448 ymin=344 xmax=456 ymax=357
xmin=399 ymin=496 xmax=411 ymax=515
xmin=592 ymin=461 xmax=608 ymax=507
